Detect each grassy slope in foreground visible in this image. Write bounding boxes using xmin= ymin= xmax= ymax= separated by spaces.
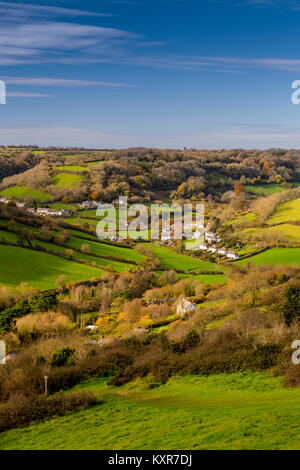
xmin=0 ymin=245 xmax=102 ymax=289
xmin=1 ymin=185 xmax=51 ymax=202
xmin=237 ymin=248 xmax=300 ymax=266
xmin=2 ymin=372 xmax=300 ymax=450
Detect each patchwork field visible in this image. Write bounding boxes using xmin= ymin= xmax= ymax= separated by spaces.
xmin=238 ymin=248 xmax=300 ymax=266
xmin=0 ymin=244 xmax=102 ymax=289
xmin=1 ymin=185 xmax=51 ymax=202
xmin=2 ymin=372 xmax=300 ymax=450
xmin=65 ymin=238 xmax=145 ymax=264
xmin=144 ymin=243 xmax=222 ymax=271
xmin=0 ymin=224 xmax=140 ymax=274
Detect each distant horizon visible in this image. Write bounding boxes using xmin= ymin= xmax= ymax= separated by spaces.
xmin=2 ymin=143 xmax=300 ymax=151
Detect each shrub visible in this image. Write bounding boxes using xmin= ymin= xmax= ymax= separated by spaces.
xmin=283 ymin=283 xmax=300 ymax=326
xmin=0 ymin=391 xmax=99 ymax=432
xmin=51 ymin=347 xmax=75 ymax=367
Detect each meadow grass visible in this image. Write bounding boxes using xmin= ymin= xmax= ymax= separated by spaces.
xmin=48 ymin=202 xmax=77 ymax=210
xmin=52 ymin=173 xmax=85 ymax=189
xmin=0 ymin=228 xmax=136 ymax=274
xmin=180 ymin=273 xmax=227 ymax=284
xmin=55 ymin=165 xmax=87 ymax=172
xmin=244 ymin=223 xmax=300 ymax=241
xmin=59 ymin=154 xmax=79 ymax=158
xmin=1 ymin=185 xmax=51 ymax=202
xmin=267 ymin=198 xmax=300 ymax=224
xmin=64 ymin=217 xmax=99 ymax=227
xmin=224 ymin=212 xmax=257 ymax=226
xmin=238 ymin=248 xmax=300 ymax=267
xmin=2 ymin=373 xmax=300 ymax=450
xmin=34 ymin=237 xmax=135 ymax=273
xmin=245 ymin=184 xmax=285 ymax=195
xmin=143 ymin=243 xmax=223 ymax=272
xmin=66 ymin=237 xmax=145 ymax=264
xmin=0 ymin=244 xmax=102 ymax=288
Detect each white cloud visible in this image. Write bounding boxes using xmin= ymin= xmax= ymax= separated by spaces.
xmin=0 ymin=19 xmax=139 ymax=66
xmin=6 ymin=92 xmax=54 ymax=98
xmin=4 ymin=77 xmax=133 ymax=87
xmin=0 ymin=2 xmax=112 ymax=19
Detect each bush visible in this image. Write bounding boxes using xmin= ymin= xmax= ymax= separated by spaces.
xmin=51 ymin=347 xmax=75 ymax=367
xmin=283 ymin=283 xmax=300 ymax=326
xmin=0 ymin=391 xmax=99 ymax=432
xmin=0 ymin=291 xmax=58 ymax=332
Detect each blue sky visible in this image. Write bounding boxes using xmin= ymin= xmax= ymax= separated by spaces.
xmin=1 ymin=0 xmax=300 ymax=148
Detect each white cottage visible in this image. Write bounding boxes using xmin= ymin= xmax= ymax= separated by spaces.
xmin=0 ymin=340 xmax=6 ymax=365
xmin=176 ymin=298 xmax=197 ymax=319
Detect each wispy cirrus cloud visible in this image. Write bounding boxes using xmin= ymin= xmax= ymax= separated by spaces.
xmin=6 ymin=92 xmax=54 ymax=98
xmin=0 ymin=1 xmax=299 ymax=75
xmin=4 ymin=77 xmax=133 ymax=87
xmin=114 ymin=54 xmax=300 ymax=72
xmin=0 ymin=20 xmax=139 ymax=65
xmin=0 ymin=1 xmax=113 ymax=19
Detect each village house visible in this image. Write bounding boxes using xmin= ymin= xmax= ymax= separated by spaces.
xmin=176 ymin=298 xmax=197 ymax=319
xmin=79 ymin=201 xmax=99 ymax=209
xmin=0 ymin=340 xmax=6 ymax=365
xmin=0 ymin=197 xmax=12 ymax=204
xmin=199 ymin=243 xmax=208 ymax=250
xmin=36 ymin=207 xmax=70 ymax=217
xmin=86 ymin=325 xmax=99 ymax=331
xmin=161 ymin=230 xmax=171 ymax=241
xmin=26 ymin=208 xmax=36 ymax=215
xmin=205 ymin=231 xmax=222 ymax=244
xmin=16 ymin=202 xmax=26 ymax=209
xmin=227 ymin=252 xmax=239 ymax=260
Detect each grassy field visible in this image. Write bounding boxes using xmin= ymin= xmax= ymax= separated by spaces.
xmin=224 ymin=212 xmax=257 ymax=226
xmin=143 ymin=243 xmax=223 ymax=273
xmin=238 ymin=248 xmax=300 ymax=266
xmin=59 ymin=154 xmax=79 ymax=159
xmin=48 ymin=202 xmax=77 ymax=210
xmin=52 ymin=173 xmax=85 ymax=189
xmin=182 ymin=274 xmax=227 ymax=284
xmin=1 ymin=185 xmax=51 ymax=202
xmin=64 ymin=217 xmax=99 ymax=227
xmin=0 ymin=226 xmax=137 ymax=274
xmin=56 ymin=165 xmax=87 ymax=172
xmin=245 ymin=184 xmax=285 ymax=195
xmin=0 ymin=244 xmax=102 ymax=289
xmin=2 ymin=372 xmax=300 ymax=450
xmin=244 ymin=223 xmax=300 ymax=241
xmin=66 ymin=237 xmax=145 ymax=264
xmin=268 ymin=198 xmax=300 ymax=225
